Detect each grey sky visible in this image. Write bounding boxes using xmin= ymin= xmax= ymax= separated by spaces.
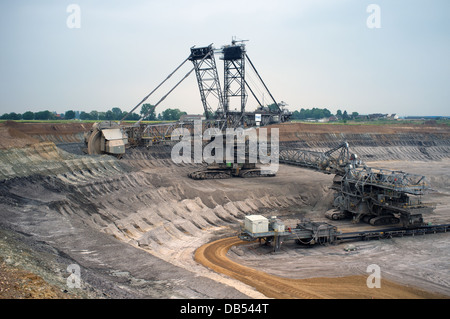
xmin=0 ymin=0 xmax=449 ymax=116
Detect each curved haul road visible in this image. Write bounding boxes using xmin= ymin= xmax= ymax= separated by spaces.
xmin=194 ymin=237 xmax=446 ymax=299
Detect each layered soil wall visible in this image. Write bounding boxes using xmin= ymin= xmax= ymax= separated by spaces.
xmin=0 ymin=121 xmax=449 ymax=298
xmin=273 ymin=123 xmax=450 ymax=161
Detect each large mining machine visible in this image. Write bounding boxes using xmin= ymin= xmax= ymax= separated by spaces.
xmin=238 ymin=213 xmax=449 ymax=252
xmin=188 ymin=131 xmax=277 ymax=180
xmin=186 ymin=40 xmax=285 ymax=179
xmin=279 ymin=142 xmax=434 ymax=227
xmin=83 ymin=121 xmax=128 ymax=157
xmin=84 ymin=39 xmax=291 ymax=158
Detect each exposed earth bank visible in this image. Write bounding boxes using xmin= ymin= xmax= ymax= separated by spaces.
xmin=0 ymin=121 xmax=449 ymax=299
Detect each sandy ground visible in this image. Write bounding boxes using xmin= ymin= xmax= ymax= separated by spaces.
xmin=191 ymin=159 xmax=450 ymax=298
xmin=0 ymin=122 xmax=449 ymax=299
xmin=0 ymin=260 xmax=71 ymax=299
xmin=195 ymin=237 xmax=447 ymax=299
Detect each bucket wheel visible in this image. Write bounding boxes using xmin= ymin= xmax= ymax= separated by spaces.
xmin=87 ymin=129 xmax=103 ymax=155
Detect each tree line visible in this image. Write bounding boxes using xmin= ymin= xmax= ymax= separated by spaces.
xmin=1 ymin=105 xmax=358 ymax=122
xmin=0 ymin=104 xmax=187 ymax=122
xmin=290 ymin=108 xmax=359 ymax=120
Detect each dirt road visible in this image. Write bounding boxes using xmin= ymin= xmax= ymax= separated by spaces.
xmin=194 ymin=237 xmax=447 ymax=299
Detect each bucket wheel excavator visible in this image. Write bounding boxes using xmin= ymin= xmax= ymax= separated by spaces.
xmin=186 ymin=40 xmax=285 ymax=180
xmin=279 ymin=142 xmax=434 ymax=227
xmin=83 ymin=39 xmax=290 ymax=166
xmin=83 ymin=121 xmax=128 ymax=158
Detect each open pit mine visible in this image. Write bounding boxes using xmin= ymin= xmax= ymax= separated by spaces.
xmin=1 ymin=41 xmax=449 ymax=299
xmin=1 ymin=120 xmax=449 ymax=299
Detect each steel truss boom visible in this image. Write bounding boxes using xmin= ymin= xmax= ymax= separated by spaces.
xmin=121 ymin=56 xmax=190 ymax=122
xmin=136 ymin=66 xmax=195 ymax=125
xmin=131 ymin=51 xmax=215 ymax=125
xmin=245 ymin=54 xmax=280 ymax=112
xmin=279 ymin=142 xmax=356 ymax=175
xmin=122 ymin=40 xmax=290 ymax=134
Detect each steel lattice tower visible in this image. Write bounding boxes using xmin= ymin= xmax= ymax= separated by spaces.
xmin=189 ymin=45 xmax=224 ymax=120
xmin=221 ymin=43 xmax=247 ymax=127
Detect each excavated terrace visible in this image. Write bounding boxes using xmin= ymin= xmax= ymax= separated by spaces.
xmin=0 ymin=121 xmax=449 ymax=298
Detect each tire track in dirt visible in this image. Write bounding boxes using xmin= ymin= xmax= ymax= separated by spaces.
xmin=194 ymin=237 xmax=448 ymax=299
xmin=195 ymin=237 xmax=328 ymax=299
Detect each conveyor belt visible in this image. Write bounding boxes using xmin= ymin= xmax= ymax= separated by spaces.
xmin=336 ymin=223 xmax=450 ymax=242
xmin=239 ymin=223 xmax=450 ymax=251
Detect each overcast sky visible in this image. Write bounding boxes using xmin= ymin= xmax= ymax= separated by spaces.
xmin=0 ymin=0 xmax=449 ymax=117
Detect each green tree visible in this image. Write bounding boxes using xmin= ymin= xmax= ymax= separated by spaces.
xmin=290 ymin=108 xmax=332 ymax=120
xmin=105 ymin=110 xmax=114 ymax=120
xmin=161 ymin=109 xmax=173 ymax=121
xmin=111 ymin=107 xmax=123 ymax=120
xmin=0 ymin=112 xmax=21 ymax=120
xmin=131 ymin=112 xmax=140 ymax=121
xmin=161 ymin=108 xmax=186 ymax=121
xmin=98 ymin=112 xmax=106 ymax=120
xmin=79 ymin=111 xmax=92 ymax=120
xmin=22 ymin=111 xmax=34 ymax=120
xmin=291 ymin=110 xmax=301 ymax=119
xmin=65 ymin=110 xmax=76 ymax=120
xmin=343 ymin=110 xmax=349 ymax=120
xmin=120 ymin=111 xmax=140 ymax=121
xmin=34 ymin=110 xmax=55 ymax=120
xmin=299 ymin=108 xmax=308 ymax=119
xmin=140 ymin=104 xmax=157 ymax=120
xmin=323 ymin=108 xmax=332 ymax=118
xmin=311 ymin=108 xmax=322 ymax=119
xmin=89 ymin=110 xmax=99 ymax=120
